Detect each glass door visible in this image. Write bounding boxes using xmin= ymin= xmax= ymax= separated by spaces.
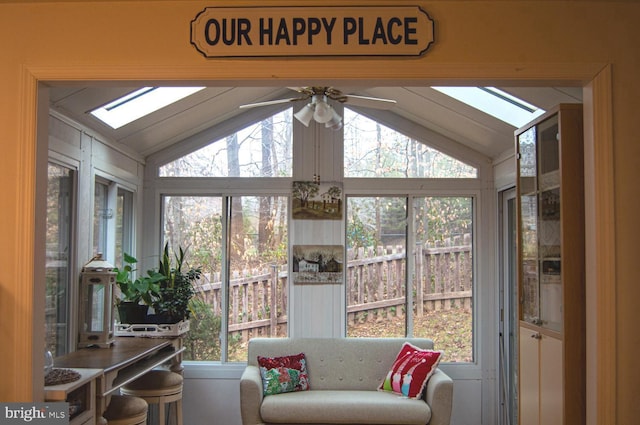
xmin=517 ymin=126 xmax=539 ymax=326
xmin=500 ymin=188 xmax=517 ymax=425
xmin=537 ymin=116 xmax=562 ymax=332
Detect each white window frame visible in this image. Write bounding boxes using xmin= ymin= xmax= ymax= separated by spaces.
xmin=93 ymin=175 xmax=137 ymax=266
xmin=144 ymin=105 xmax=493 ymax=382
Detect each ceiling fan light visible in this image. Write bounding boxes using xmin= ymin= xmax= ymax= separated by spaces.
xmin=326 ymin=118 xmax=343 ymax=131
xmin=294 ymin=103 xmax=315 ymax=126
xmin=313 ymin=101 xmax=333 ymax=124
xmin=325 ymin=109 xmax=343 ymax=130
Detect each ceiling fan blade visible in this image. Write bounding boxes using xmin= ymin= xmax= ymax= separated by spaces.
xmin=239 ymin=97 xmax=302 ymax=109
xmin=343 ymin=94 xmax=397 ymax=110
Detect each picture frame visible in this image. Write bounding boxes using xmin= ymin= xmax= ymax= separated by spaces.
xmin=292 ymin=181 xmax=343 ymax=220
xmin=292 ymin=245 xmax=344 ymax=284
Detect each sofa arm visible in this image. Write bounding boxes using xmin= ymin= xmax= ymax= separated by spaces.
xmin=240 ymin=365 xmax=265 ymax=425
xmin=424 ymin=368 xmax=453 ymax=425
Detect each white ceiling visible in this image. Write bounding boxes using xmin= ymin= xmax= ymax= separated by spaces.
xmin=47 ymin=85 xmax=582 ymax=160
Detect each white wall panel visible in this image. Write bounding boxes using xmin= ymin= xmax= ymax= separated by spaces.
xmin=290 ymin=219 xmax=345 ymax=338
xmin=449 ymin=379 xmax=483 ymax=425
xmin=183 ymin=375 xmax=243 ymax=425
xmin=493 ymin=150 xmax=516 ymax=191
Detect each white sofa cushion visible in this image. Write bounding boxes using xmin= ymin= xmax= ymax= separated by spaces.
xmin=260 ymin=389 xmax=431 ymax=424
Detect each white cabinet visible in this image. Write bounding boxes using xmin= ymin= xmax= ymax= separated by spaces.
xmin=520 ymin=326 xmax=563 ymax=425
xmin=516 ymin=104 xmax=585 ymax=425
xmin=519 ymin=327 xmax=540 ymax=425
xmin=539 ymin=334 xmax=562 ymax=424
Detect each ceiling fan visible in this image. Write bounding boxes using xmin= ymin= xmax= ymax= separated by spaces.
xmin=239 ymin=87 xmax=397 ymax=130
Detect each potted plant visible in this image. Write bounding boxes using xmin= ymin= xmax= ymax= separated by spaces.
xmin=113 ymin=253 xmax=165 ymax=324
xmin=149 ymin=243 xmax=202 ymax=324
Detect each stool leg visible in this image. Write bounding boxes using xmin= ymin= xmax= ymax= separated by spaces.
xmin=176 ymin=397 xmax=183 ymax=425
xmin=158 ymin=397 xmax=165 ymax=425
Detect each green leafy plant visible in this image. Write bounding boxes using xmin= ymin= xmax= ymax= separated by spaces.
xmin=113 ymin=253 xmax=164 ymax=305
xmin=184 ymin=297 xmax=221 ymax=360
xmin=153 ymin=243 xmax=202 ymax=323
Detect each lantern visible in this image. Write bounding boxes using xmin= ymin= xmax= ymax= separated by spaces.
xmin=78 ymin=254 xmax=116 ymax=348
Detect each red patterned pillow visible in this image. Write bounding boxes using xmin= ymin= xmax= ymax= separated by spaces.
xmin=258 ymin=352 xmax=310 ymax=396
xmin=378 ymin=342 xmax=443 ymax=399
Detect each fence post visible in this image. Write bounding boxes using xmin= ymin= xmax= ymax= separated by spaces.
xmin=425 ymin=245 xmax=434 ymax=311
xmin=270 ymin=264 xmax=278 ymax=337
xmin=357 ymin=247 xmax=364 ymax=305
xmin=232 ymin=274 xmax=239 ymax=326
xmin=377 ymin=246 xmax=384 ymax=301
xmin=415 ymin=243 xmax=424 ymax=317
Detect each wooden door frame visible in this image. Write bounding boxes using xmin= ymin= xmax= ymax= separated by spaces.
xmin=16 ymin=63 xmax=614 ymax=423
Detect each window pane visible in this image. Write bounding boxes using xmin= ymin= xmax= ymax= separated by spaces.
xmin=344 ymin=108 xmax=477 ymax=178
xmin=227 ymin=196 xmax=288 ymax=362
xmin=346 ymin=195 xmax=474 ymax=363
xmin=159 ymin=109 xmax=293 ymax=177
xmin=93 ymin=181 xmax=108 ymax=256
xmin=162 ymin=195 xmax=288 ymax=362
xmin=346 ymin=197 xmax=407 ymax=338
xmin=163 ymin=196 xmax=224 ymax=361
xmin=90 ymin=87 xmax=205 ymax=129
xmin=412 ymin=197 xmax=473 ymax=362
xmin=431 ymin=87 xmax=545 ymax=128
xmin=115 ymin=188 xmax=134 ymax=269
xmin=46 ymin=163 xmax=74 ymax=356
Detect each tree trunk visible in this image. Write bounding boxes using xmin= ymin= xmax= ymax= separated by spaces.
xmin=227 ymin=134 xmax=245 ymax=261
xmin=259 ymin=117 xmax=274 ymax=252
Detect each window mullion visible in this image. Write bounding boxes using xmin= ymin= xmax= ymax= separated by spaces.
xmin=220 ymin=196 xmax=231 ymax=362
xmin=406 ymin=196 xmax=415 ymax=337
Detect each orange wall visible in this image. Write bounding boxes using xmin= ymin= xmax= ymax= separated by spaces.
xmin=0 ymin=1 xmax=638 ymax=423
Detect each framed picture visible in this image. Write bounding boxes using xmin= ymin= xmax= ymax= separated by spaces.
xmin=292 ymin=245 xmax=344 ymax=284
xmin=292 ymin=181 xmax=343 ymax=220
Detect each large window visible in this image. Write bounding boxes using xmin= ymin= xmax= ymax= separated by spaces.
xmin=46 ymin=162 xmax=75 ymax=356
xmin=159 ymin=112 xmax=292 ymax=361
xmin=159 ymin=109 xmax=292 ymax=178
xmin=155 ymin=107 xmax=478 ymax=364
xmin=346 ymin=196 xmax=473 ymax=362
xmin=162 ymin=195 xmax=288 ymax=362
xmin=344 ymin=108 xmax=477 ymax=178
xmin=344 ymin=109 xmax=476 ymax=363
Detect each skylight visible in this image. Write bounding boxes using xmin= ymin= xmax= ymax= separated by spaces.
xmin=432 ymin=86 xmax=545 ymax=128
xmin=90 ymin=86 xmax=205 ymax=129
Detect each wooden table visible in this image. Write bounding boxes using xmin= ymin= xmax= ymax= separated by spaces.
xmin=45 ymin=368 xmax=102 ymax=425
xmin=53 ymin=337 xmax=184 ymax=424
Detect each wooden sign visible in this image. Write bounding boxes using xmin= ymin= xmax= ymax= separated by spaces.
xmin=190 ymin=6 xmax=435 ymax=58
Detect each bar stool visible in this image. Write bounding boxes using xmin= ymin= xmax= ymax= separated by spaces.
xmin=103 ymin=395 xmax=148 ymax=425
xmin=121 ymin=370 xmax=183 ymax=425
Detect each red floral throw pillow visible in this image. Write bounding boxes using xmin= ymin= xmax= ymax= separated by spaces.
xmin=258 ymin=352 xmax=310 ymax=396
xmin=378 ymin=342 xmax=443 ymax=399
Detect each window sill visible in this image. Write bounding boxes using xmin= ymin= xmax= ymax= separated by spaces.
xmin=182 ymin=361 xmax=247 ymax=379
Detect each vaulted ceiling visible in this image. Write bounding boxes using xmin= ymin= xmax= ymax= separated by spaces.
xmin=47 ymin=85 xmax=582 ymax=160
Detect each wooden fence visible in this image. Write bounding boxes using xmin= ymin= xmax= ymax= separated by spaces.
xmin=195 ymin=234 xmax=472 ymax=339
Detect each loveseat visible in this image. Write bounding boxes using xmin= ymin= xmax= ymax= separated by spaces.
xmin=240 ymin=337 xmax=453 ymax=425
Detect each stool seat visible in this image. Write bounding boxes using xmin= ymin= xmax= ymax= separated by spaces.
xmin=104 ymin=395 xmax=148 ymax=425
xmin=121 ymin=370 xmax=183 ymax=425
xmin=123 ymin=370 xmax=183 ymax=396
